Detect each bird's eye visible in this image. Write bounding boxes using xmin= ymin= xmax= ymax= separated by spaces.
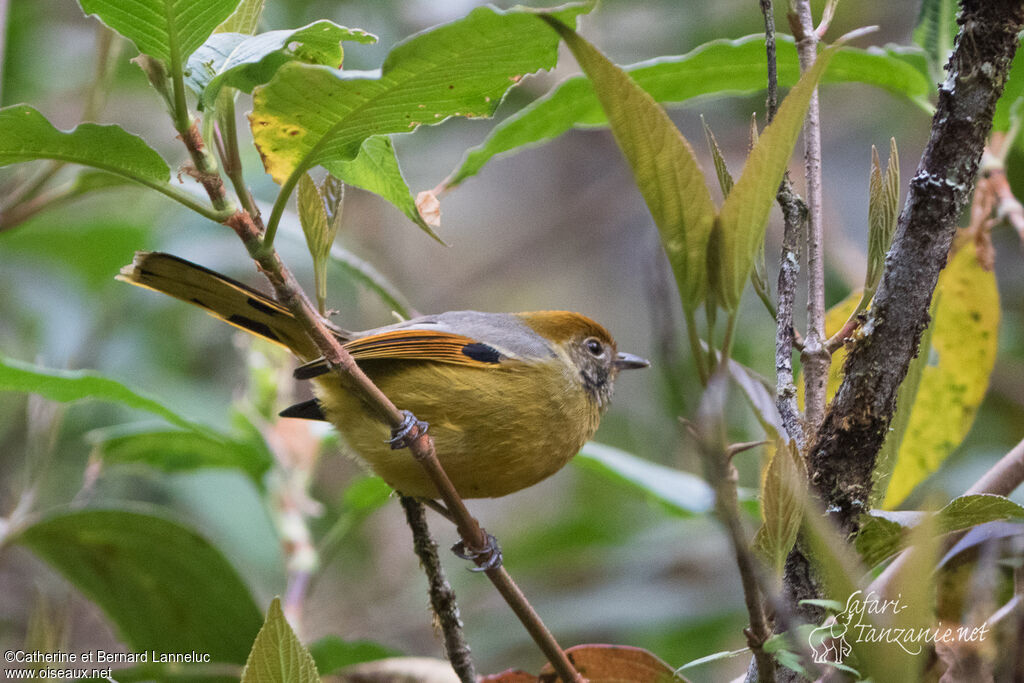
xmin=584 ymin=338 xmax=604 ymax=356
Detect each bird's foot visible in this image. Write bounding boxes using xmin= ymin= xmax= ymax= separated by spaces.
xmin=388 ymin=409 xmax=429 ymax=450
xmin=452 ymin=533 xmax=503 ymax=572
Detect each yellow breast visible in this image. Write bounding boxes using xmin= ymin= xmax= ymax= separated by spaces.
xmin=313 ymin=357 xmax=600 ymax=498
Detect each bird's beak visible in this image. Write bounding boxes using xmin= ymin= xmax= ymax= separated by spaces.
xmin=613 ymin=351 xmax=650 ymax=370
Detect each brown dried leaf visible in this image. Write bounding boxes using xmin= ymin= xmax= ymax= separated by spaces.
xmin=537 ymin=644 xmax=685 ymax=683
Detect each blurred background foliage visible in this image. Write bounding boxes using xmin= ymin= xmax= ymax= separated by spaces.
xmin=1 ymin=1 xmax=1023 ymax=681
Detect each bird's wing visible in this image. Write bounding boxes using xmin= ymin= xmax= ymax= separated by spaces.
xmin=293 ymin=328 xmax=507 ymax=380
xmin=345 ymin=329 xmax=506 ymax=366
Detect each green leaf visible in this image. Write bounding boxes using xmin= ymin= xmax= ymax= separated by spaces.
xmin=252 ymin=3 xmax=592 ymax=231
xmin=857 ymin=495 xmax=1024 ymax=566
xmin=446 ymin=35 xmax=932 ymax=188
xmin=217 ymin=0 xmax=264 ymax=35
xmin=0 ymin=354 xmax=205 ymax=434
xmin=309 ymin=636 xmax=399 ymax=676
xmin=241 ymin=597 xmax=321 ymax=683
xmin=913 ymin=0 xmax=959 ymax=84
xmin=754 ymin=439 xmax=807 ymax=575
xmin=186 ymin=22 xmax=377 ymax=108
xmin=800 ymin=504 xmax=895 ymax=683
xmin=882 ymin=246 xmax=999 ymax=507
xmin=0 ymin=105 xmax=169 ymax=183
xmin=323 ymin=136 xmax=443 ymax=243
xmin=992 ymin=45 xmax=1024 ymax=133
xmin=937 ymin=493 xmax=1024 ymax=532
xmin=78 ymin=0 xmax=241 ymax=65
xmin=90 ymin=425 xmax=272 ymax=482
xmin=15 ymin=508 xmax=263 ymax=664
xmin=855 ymin=513 xmax=910 ymax=567
xmin=715 ymin=41 xmax=843 ymax=311
xmin=576 ymin=442 xmax=714 ymax=517
xmin=543 ymin=16 xmax=716 ymax=313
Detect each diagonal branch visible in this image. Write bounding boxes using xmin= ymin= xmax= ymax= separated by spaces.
xmin=175 ymin=108 xmax=584 ymax=683
xmin=806 ymin=0 xmax=1024 ymax=534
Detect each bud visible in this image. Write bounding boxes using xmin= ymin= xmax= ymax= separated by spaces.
xmin=702 ymin=116 xmax=734 ymax=198
xmin=865 ymin=138 xmax=900 ymax=298
xmin=298 ymin=173 xmax=343 ymax=314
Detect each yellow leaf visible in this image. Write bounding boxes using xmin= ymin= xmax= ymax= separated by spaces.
xmin=883 ymin=247 xmax=999 ymax=507
xmin=805 ymin=248 xmax=999 ymax=507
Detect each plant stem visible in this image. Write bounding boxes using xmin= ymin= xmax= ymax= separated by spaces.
xmin=169 ymin=46 xmax=191 ymax=135
xmin=759 ymin=0 xmax=778 ymax=118
xmin=720 ymin=311 xmax=739 ymax=365
xmin=143 ymin=178 xmax=235 ymax=222
xmin=762 ymin=0 xmax=807 ymax=452
xmin=684 ymin=308 xmax=710 ymax=385
xmin=694 ymin=399 xmax=775 ymax=683
xmin=400 ymin=497 xmax=476 ymax=683
xmin=218 ymin=97 xmax=261 ymax=220
xmin=790 ymin=0 xmax=829 ymax=434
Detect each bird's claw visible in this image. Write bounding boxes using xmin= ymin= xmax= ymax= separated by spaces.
xmin=452 ymin=533 xmax=503 ymax=572
xmin=388 ymin=410 xmax=428 ymax=450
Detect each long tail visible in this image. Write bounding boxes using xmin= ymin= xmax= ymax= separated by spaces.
xmin=117 ymin=251 xmax=325 ymax=360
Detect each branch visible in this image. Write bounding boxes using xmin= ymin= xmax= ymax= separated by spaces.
xmin=789 ymin=0 xmax=829 ymax=434
xmin=690 ymin=391 xmax=775 ymax=683
xmin=807 ymin=0 xmax=1024 ymax=535
xmin=762 ymin=0 xmax=808 ymax=451
xmin=400 ymin=497 xmax=476 ymax=682
xmin=780 ymin=0 xmax=1024 ymax=621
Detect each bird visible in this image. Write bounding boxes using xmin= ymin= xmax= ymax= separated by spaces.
xmin=118 ymin=251 xmax=649 ymax=499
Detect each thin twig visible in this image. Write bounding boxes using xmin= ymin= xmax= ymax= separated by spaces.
xmin=691 ymin=397 xmax=776 ymax=683
xmin=400 ymin=496 xmax=476 ymax=683
xmin=217 ymin=97 xmax=262 ymax=220
xmin=759 ymin=0 xmax=778 ymax=119
xmin=762 ymin=0 xmax=807 ymax=452
xmin=790 ymin=1 xmax=829 ymax=434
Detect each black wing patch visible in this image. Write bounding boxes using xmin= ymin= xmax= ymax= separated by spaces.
xmin=461 ymin=342 xmax=502 ymax=364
